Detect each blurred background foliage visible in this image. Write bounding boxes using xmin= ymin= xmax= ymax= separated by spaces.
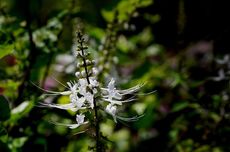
xmin=0 ymin=0 xmax=230 ymax=151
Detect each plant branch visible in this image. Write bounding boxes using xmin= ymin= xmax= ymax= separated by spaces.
xmin=15 ymin=0 xmax=37 ymax=105
xmin=77 ymin=32 xmax=101 ymax=152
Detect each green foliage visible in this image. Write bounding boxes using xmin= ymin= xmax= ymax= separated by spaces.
xmin=0 ymin=0 xmax=229 ymax=151
xmin=0 ymin=126 xmax=8 ymax=143
xmin=0 ymin=31 xmax=14 ymax=59
xmin=0 ymin=44 xmax=13 ymax=59
xmin=10 ymin=101 xmax=34 ymax=122
xmin=0 ymin=96 xmax=10 ymax=121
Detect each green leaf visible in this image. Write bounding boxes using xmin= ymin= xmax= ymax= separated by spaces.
xmin=139 ymin=0 xmax=153 ymax=7
xmin=11 ymin=137 xmax=28 ymax=148
xmin=10 ymin=101 xmax=33 ymax=122
xmin=0 ymin=96 xmax=10 ymax=121
xmin=171 ymin=101 xmax=189 ymax=112
xmin=0 ymin=44 xmax=14 ymax=59
xmin=101 ymin=9 xmax=115 ymax=22
xmin=0 ymin=31 xmax=14 ymax=59
xmin=0 ymin=126 xmax=8 ymax=143
xmin=7 ymin=137 xmax=28 ymax=151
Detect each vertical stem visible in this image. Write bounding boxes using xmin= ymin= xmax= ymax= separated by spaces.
xmin=15 ymin=0 xmax=37 ymax=105
xmin=78 ymin=34 xmax=100 ymax=152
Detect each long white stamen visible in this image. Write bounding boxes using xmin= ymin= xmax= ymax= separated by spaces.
xmin=31 ymin=81 xmax=69 ymax=95
xmin=51 ymin=75 xmax=68 ymax=88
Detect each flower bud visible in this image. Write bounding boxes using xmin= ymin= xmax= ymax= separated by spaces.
xmin=92 ymin=67 xmax=99 ymax=75
xmin=86 ymin=60 xmax=91 ymax=65
xmin=81 ymin=71 xmax=86 ymax=77
xmin=77 ymin=63 xmax=82 ymax=68
xmin=124 ymin=22 xmax=129 ymax=30
xmin=75 ymin=72 xmax=81 ymax=77
xmin=88 ymin=84 xmax=93 ymax=89
xmin=91 ymin=60 xmax=95 ymax=64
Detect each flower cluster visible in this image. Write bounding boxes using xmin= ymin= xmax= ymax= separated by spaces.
xmin=39 ymin=32 xmax=143 ymax=129
xmin=102 ymin=78 xmax=143 ymax=122
xmin=212 ymin=54 xmax=230 ymax=81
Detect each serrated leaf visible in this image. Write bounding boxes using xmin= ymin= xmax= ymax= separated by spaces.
xmin=0 ymin=96 xmax=10 ymax=121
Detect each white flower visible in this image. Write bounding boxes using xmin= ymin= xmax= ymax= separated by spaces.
xmin=68 ymin=114 xmax=88 ymax=129
xmin=78 ymin=78 xmax=88 ymax=95
xmin=105 ymin=103 xmax=117 ymax=116
xmin=52 ymin=114 xmax=88 ymax=129
xmin=102 ymin=78 xmax=146 ymax=123
xmin=76 ymin=114 xmax=86 ymax=125
xmin=107 ymin=78 xmax=122 ymax=100
xmin=67 ymin=81 xmax=78 ymax=93
xmin=216 ymin=54 xmax=230 ymax=65
xmin=89 ymin=77 xmax=99 ymax=87
xmin=39 ymin=95 xmax=86 ymax=112
xmin=211 ymin=69 xmax=227 ymax=81
xmin=102 ymin=78 xmax=141 ymax=105
xmin=70 ymin=94 xmax=85 ymax=108
xmin=105 ymin=103 xmax=117 ymax=122
xmin=39 ymin=81 xmax=86 ymax=112
xmin=84 ymin=92 xmax=94 ymax=109
xmin=105 ymin=103 xmax=143 ymax=123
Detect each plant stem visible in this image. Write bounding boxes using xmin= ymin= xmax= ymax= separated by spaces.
xmin=15 ymin=0 xmax=37 ymax=105
xmin=78 ymin=33 xmax=100 ymax=152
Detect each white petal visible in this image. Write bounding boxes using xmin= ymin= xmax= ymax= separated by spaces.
xmin=105 ymin=104 xmax=117 ymax=122
xmin=31 ymin=81 xmax=71 ymax=95
xmin=105 ymin=104 xmax=117 ymax=116
xmin=50 ymin=121 xmax=80 ymax=129
xmin=60 ymin=91 xmax=72 ymax=95
xmin=84 ymin=92 xmax=94 ymax=109
xmin=68 ymin=124 xmax=80 ymax=129
xmin=108 ymin=78 xmax=115 ymax=90
xmin=118 ymin=83 xmax=144 ymax=95
xmin=76 ymin=97 xmax=85 ymax=108
xmin=120 ymin=97 xmax=136 ymax=103
xmin=76 ymin=114 xmax=85 ymax=124
xmin=89 ymin=77 xmax=99 ymax=87
xmin=103 ymin=98 xmax=122 ymax=105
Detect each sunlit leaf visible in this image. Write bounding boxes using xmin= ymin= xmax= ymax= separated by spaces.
xmin=0 ymin=44 xmax=14 ymax=59
xmin=0 ymin=31 xmax=14 ymax=59
xmin=10 ymin=101 xmax=33 ymax=122
xmin=101 ymin=9 xmax=115 ymax=22
xmin=10 ymin=137 xmax=28 ymax=150
xmin=139 ymin=0 xmax=153 ymax=7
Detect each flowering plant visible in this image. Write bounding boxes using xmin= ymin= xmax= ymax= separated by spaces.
xmin=37 ymin=31 xmax=146 ymax=151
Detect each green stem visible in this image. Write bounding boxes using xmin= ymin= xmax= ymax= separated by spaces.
xmin=78 ymin=33 xmax=100 ymax=152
